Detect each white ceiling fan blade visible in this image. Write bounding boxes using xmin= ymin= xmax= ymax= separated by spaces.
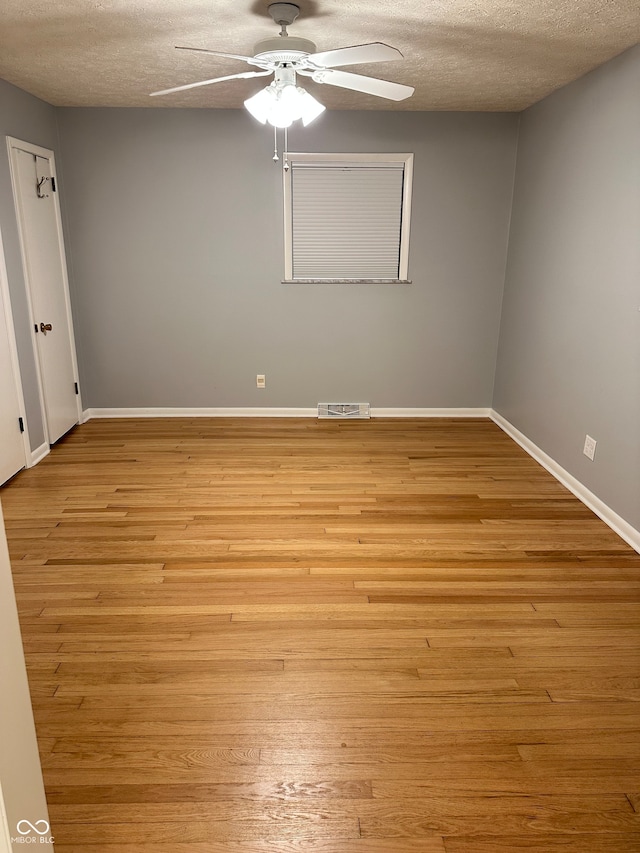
xmin=175 ymin=46 xmax=256 ymax=63
xmin=151 ymin=70 xmax=271 ymax=97
xmin=308 ymin=42 xmax=403 ymax=68
xmin=311 ymin=68 xmax=414 ymax=101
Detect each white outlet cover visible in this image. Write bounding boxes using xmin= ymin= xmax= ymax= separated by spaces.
xmin=583 ymin=435 xmax=597 ymax=460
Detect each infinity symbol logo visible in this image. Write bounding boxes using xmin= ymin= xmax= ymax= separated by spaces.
xmin=17 ymin=820 xmax=50 ymax=835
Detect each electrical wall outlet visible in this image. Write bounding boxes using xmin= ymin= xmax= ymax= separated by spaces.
xmin=583 ymin=434 xmax=597 ymax=461
xmin=256 ymin=374 xmax=266 ymax=389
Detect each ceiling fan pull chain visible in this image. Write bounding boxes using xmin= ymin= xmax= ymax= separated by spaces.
xmin=273 ymin=125 xmax=279 ymax=162
xmin=283 ymin=126 xmax=289 ymax=172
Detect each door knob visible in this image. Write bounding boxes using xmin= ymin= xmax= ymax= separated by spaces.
xmin=40 ymin=322 xmax=52 ymax=335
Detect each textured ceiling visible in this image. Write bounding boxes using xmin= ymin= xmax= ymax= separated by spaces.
xmin=0 ymin=0 xmax=638 ymax=111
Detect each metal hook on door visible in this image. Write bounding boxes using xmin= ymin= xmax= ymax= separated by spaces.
xmin=40 ymin=322 xmax=52 ymax=335
xmin=36 ymin=176 xmax=50 ymax=198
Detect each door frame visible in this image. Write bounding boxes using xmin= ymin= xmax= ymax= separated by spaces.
xmin=0 ymin=223 xmax=30 ymax=470
xmin=0 ymin=780 xmax=12 ymax=853
xmin=6 ymin=136 xmax=82 ymax=449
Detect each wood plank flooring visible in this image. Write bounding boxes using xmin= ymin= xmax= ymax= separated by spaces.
xmin=2 ymin=416 xmax=640 ymax=852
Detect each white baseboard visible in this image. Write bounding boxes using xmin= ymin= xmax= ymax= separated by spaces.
xmin=29 ymin=442 xmax=49 ymax=467
xmin=490 ymin=410 xmax=640 ymax=555
xmin=84 ymin=407 xmax=491 ymax=420
xmin=372 ymin=408 xmax=491 ymax=418
xmin=84 ymin=407 xmax=318 ymax=419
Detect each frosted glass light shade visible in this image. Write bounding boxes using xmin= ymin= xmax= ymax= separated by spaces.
xmin=244 ymin=88 xmax=274 ymax=124
xmin=299 ymin=89 xmax=326 ymax=126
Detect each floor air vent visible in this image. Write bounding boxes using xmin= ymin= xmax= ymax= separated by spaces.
xmin=318 ymin=403 xmax=371 ymax=419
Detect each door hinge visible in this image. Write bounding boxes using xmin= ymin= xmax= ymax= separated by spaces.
xmin=51 ymin=176 xmax=56 ymax=192
xmin=18 ymin=417 xmax=25 ymax=433
xmin=74 ymin=382 xmax=79 ymax=395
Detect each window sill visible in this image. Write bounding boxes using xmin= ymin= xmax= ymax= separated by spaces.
xmin=282 ymin=279 xmax=412 ymax=285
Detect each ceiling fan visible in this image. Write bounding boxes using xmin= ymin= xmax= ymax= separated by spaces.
xmin=151 ymin=2 xmax=414 ymax=127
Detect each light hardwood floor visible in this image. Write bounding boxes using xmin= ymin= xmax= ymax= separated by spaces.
xmin=3 ymin=417 xmax=640 ymax=852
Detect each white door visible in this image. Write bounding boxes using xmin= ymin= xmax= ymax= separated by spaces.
xmin=9 ymin=141 xmax=80 ymax=444
xmin=0 ymin=229 xmax=27 ymax=484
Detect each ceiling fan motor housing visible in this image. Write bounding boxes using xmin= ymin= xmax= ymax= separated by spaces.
xmin=257 ymin=3 xmax=315 ymax=64
xmin=253 ymin=35 xmax=317 ymax=64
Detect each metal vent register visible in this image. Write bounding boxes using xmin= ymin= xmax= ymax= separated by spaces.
xmin=318 ymin=403 xmax=371 ymax=419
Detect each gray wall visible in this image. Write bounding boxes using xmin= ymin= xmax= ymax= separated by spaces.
xmin=493 ymin=45 xmax=640 ymax=530
xmin=0 ymin=79 xmax=60 ymax=451
xmin=56 ymin=108 xmax=518 ymax=409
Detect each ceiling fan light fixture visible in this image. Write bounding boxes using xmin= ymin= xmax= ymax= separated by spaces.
xmin=244 ymin=82 xmax=325 ymax=128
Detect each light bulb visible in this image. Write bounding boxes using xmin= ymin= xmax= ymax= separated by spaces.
xmin=267 ymin=84 xmax=301 ymax=127
xmin=280 ymin=84 xmax=304 ymax=119
xmin=267 ymin=101 xmax=294 ymax=128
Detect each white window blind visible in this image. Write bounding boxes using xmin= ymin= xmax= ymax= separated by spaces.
xmin=283 ymin=154 xmax=413 ymax=282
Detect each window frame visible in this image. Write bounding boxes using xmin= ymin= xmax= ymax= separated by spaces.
xmin=282 ymin=152 xmax=413 ymax=284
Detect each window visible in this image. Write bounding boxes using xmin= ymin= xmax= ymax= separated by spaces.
xmin=283 ymin=152 xmax=413 ymax=283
